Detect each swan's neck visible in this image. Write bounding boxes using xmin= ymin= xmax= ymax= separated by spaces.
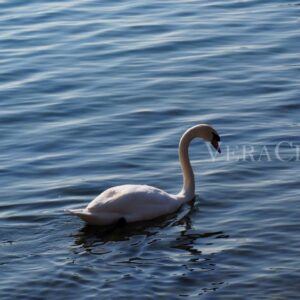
xmin=177 ymin=127 xmax=197 ymax=203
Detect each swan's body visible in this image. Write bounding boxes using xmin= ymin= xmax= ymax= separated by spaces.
xmin=70 ymin=184 xmax=181 ymax=225
xmin=68 ymin=124 xmax=220 ymax=226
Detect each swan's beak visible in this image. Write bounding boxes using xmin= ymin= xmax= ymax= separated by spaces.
xmin=211 ymin=140 xmax=221 ymax=153
xmin=211 ymin=133 xmax=221 ymax=153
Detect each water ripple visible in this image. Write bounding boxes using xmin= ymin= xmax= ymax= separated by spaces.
xmin=1 ymin=0 xmax=300 ymax=299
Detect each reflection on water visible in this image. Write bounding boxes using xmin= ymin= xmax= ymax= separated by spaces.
xmin=73 ymin=199 xmax=197 ymax=248
xmin=70 ymin=198 xmax=230 ymax=296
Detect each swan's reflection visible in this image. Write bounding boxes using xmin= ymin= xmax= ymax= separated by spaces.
xmin=71 ymin=197 xmax=227 ymax=294
xmin=72 ymin=196 xmax=228 ymax=257
xmin=72 ymin=198 xmax=196 ymax=249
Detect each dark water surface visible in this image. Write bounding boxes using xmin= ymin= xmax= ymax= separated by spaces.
xmin=1 ymin=0 xmax=300 ymax=299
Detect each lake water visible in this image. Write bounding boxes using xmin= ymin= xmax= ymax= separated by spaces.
xmin=1 ymin=0 xmax=300 ymax=299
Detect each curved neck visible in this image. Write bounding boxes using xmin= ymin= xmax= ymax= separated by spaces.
xmin=176 ymin=127 xmax=197 ymax=203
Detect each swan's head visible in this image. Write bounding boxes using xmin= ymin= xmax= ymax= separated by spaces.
xmin=196 ymin=124 xmax=221 ymax=153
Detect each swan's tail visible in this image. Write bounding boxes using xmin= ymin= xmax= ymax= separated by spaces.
xmin=66 ymin=208 xmax=120 ymax=226
xmin=66 ymin=208 xmax=102 ymax=225
xmin=67 ymin=208 xmax=88 ymax=217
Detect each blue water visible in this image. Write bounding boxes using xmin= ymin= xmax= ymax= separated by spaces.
xmin=1 ymin=0 xmax=300 ymax=298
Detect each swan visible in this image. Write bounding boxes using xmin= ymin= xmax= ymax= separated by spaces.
xmin=68 ymin=124 xmax=221 ymax=226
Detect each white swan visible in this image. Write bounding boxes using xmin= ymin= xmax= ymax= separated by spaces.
xmin=68 ymin=124 xmax=221 ymax=226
